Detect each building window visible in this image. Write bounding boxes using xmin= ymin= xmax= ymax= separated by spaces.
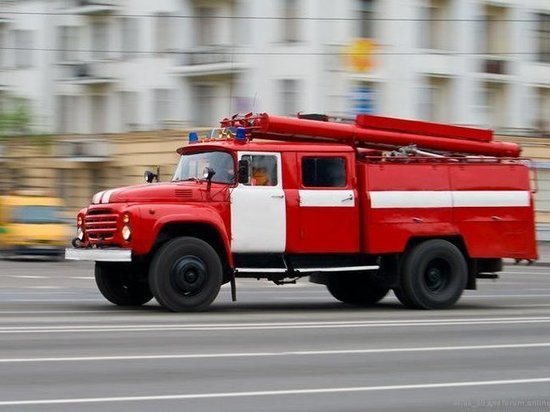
xmin=14 ymin=30 xmax=33 ymax=68
xmin=92 ymin=22 xmax=108 ymax=60
xmin=195 ymin=7 xmax=216 ymax=46
xmin=279 ymin=79 xmax=300 ymax=116
xmin=121 ymin=17 xmax=139 ymax=59
xmin=57 ymin=26 xmax=79 ymax=62
xmin=153 ymin=89 xmax=173 ymax=129
xmin=91 ymin=95 xmax=107 ymax=134
xmin=418 ymin=77 xmax=451 ymax=122
xmin=357 ymin=0 xmax=375 ymax=38
xmin=193 ymin=84 xmax=216 ymax=126
xmin=282 ymin=0 xmax=299 ymax=43
xmin=538 ymin=13 xmax=550 ymax=63
xmin=155 ymin=13 xmax=172 ymax=52
xmin=419 ymin=0 xmax=449 ymax=50
xmin=120 ymin=91 xmax=139 ymax=131
xmin=0 ymin=26 xmax=5 ymax=69
xmin=480 ymin=82 xmax=507 ymax=130
xmin=483 ymin=5 xmax=509 ymax=55
xmin=536 ymin=87 xmax=550 ymax=135
xmin=302 ymin=157 xmax=346 ymax=188
xmin=56 ymin=95 xmax=77 ymax=134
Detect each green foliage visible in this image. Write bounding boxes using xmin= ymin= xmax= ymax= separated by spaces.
xmin=0 ymin=97 xmax=31 ymax=137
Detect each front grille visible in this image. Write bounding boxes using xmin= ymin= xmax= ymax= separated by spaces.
xmin=85 ymin=208 xmax=118 ymax=242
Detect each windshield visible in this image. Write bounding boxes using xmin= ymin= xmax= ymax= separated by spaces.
xmin=172 ymin=151 xmax=235 ymax=184
xmin=11 ymin=206 xmax=66 ymax=224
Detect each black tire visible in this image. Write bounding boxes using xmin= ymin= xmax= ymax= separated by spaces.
xmin=399 ymin=240 xmax=467 ymax=309
xmin=95 ymin=262 xmax=153 ymax=306
xmin=392 ymin=287 xmax=416 ymax=308
xmin=149 ymin=237 xmax=222 ymax=312
xmin=326 ymin=272 xmax=389 ymax=306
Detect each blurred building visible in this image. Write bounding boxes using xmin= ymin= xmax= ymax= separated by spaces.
xmin=0 ymin=0 xmax=550 ymax=229
xmin=0 ymin=0 xmax=549 ymax=132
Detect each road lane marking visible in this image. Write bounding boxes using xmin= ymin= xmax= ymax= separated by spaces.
xmin=3 ymin=316 xmax=550 ymax=333
xmin=2 ymin=342 xmax=550 ymax=364
xmin=1 ymin=377 xmax=550 ymax=406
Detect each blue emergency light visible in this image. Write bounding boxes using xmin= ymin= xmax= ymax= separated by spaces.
xmin=188 ymin=132 xmax=199 ymax=144
xmin=236 ymin=127 xmax=246 ymax=142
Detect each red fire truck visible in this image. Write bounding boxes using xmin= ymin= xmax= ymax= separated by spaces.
xmin=65 ymin=113 xmax=538 ymax=311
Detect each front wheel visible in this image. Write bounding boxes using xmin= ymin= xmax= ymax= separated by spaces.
xmin=399 ymin=240 xmax=467 ymax=309
xmin=326 ymin=272 xmax=389 ymax=306
xmin=149 ymin=237 xmax=223 ymax=312
xmin=95 ymin=262 xmax=153 ymax=306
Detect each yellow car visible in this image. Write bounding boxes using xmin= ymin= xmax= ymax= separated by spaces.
xmin=0 ymin=194 xmax=71 ymax=259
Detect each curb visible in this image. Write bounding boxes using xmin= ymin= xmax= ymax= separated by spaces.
xmin=504 ymin=261 xmax=550 ymax=268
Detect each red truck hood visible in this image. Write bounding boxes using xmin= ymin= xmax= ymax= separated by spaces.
xmin=92 ymin=182 xmax=206 ymax=204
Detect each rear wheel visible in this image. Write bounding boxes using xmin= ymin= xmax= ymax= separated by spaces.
xmin=95 ymin=262 xmax=153 ymax=306
xmin=326 ymin=272 xmax=389 ymax=306
xmin=399 ymin=239 xmax=467 ymax=309
xmin=149 ymin=237 xmax=223 ymax=312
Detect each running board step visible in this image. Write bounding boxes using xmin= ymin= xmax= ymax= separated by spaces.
xmin=234 ymin=265 xmax=379 ymax=275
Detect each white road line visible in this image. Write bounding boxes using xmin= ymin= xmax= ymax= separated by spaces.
xmin=2 ymin=316 xmax=550 ymax=334
xmin=461 ymin=294 xmax=550 ymax=298
xmin=1 ymin=377 xmax=550 ymax=406
xmin=2 ymin=342 xmax=550 ymax=364
xmin=25 ymin=286 xmax=65 ymax=290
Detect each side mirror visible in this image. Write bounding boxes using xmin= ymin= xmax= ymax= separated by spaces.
xmin=203 ymin=167 xmax=216 ymax=182
xmin=144 ymin=170 xmax=158 ymax=183
xmin=238 ymin=159 xmax=249 ymax=184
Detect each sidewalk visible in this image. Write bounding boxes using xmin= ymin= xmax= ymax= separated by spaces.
xmin=534 ymin=241 xmax=550 ymax=267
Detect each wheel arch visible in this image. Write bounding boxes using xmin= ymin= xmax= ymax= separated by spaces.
xmin=403 ymin=235 xmax=475 ymax=290
xmin=152 ymin=222 xmax=232 ymax=283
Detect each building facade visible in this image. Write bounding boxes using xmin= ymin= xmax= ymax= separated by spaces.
xmin=1 ymin=0 xmax=550 ymax=133
xmin=1 ymin=0 xmax=550 ymax=228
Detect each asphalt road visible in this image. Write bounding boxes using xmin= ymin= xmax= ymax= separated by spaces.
xmin=1 ymin=260 xmax=550 ymax=411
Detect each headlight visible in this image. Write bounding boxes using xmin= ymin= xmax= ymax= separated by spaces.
xmin=121 ymin=225 xmax=131 ymax=241
xmin=76 ymin=227 xmax=84 ymax=241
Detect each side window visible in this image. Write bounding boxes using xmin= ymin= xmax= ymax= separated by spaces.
xmin=302 ymin=157 xmax=346 ymax=188
xmin=241 ymin=154 xmax=278 ymax=186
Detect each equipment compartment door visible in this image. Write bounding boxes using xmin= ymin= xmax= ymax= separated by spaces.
xmin=296 ymin=154 xmax=360 ymax=253
xmin=230 ymin=152 xmax=286 ymax=253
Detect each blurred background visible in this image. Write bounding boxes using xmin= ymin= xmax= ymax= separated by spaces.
xmin=0 ymin=0 xmax=549 ymax=253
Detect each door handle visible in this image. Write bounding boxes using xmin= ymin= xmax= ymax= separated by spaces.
xmin=342 ymin=195 xmax=353 ymax=202
xmin=491 ymin=215 xmax=503 ymax=221
xmin=412 ymin=217 xmax=424 ymax=223
xmin=271 ymin=194 xmax=284 ymax=199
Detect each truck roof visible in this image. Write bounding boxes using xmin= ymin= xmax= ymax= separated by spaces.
xmin=177 ymin=139 xmax=355 ymax=155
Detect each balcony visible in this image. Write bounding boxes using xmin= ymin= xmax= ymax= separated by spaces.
xmin=55 ymin=138 xmax=111 ymax=162
xmin=477 ymin=55 xmax=513 ymax=82
xmin=67 ymin=1 xmax=118 ymax=16
xmin=60 ymin=62 xmax=118 ymax=85
xmin=172 ymin=46 xmax=248 ymax=77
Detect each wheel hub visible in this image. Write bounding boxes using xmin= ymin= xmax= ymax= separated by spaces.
xmin=424 ymin=259 xmax=450 ymax=293
xmin=171 ymin=256 xmax=207 ymax=296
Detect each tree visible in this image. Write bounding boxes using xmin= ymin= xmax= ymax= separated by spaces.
xmin=0 ymin=97 xmax=31 ymax=137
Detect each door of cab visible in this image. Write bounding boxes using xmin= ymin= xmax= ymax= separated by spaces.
xmin=296 ymin=153 xmax=360 ymax=253
xmin=230 ymin=152 xmax=286 ymax=253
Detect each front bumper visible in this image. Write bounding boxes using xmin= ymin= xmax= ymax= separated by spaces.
xmin=65 ymin=248 xmax=132 ymax=262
